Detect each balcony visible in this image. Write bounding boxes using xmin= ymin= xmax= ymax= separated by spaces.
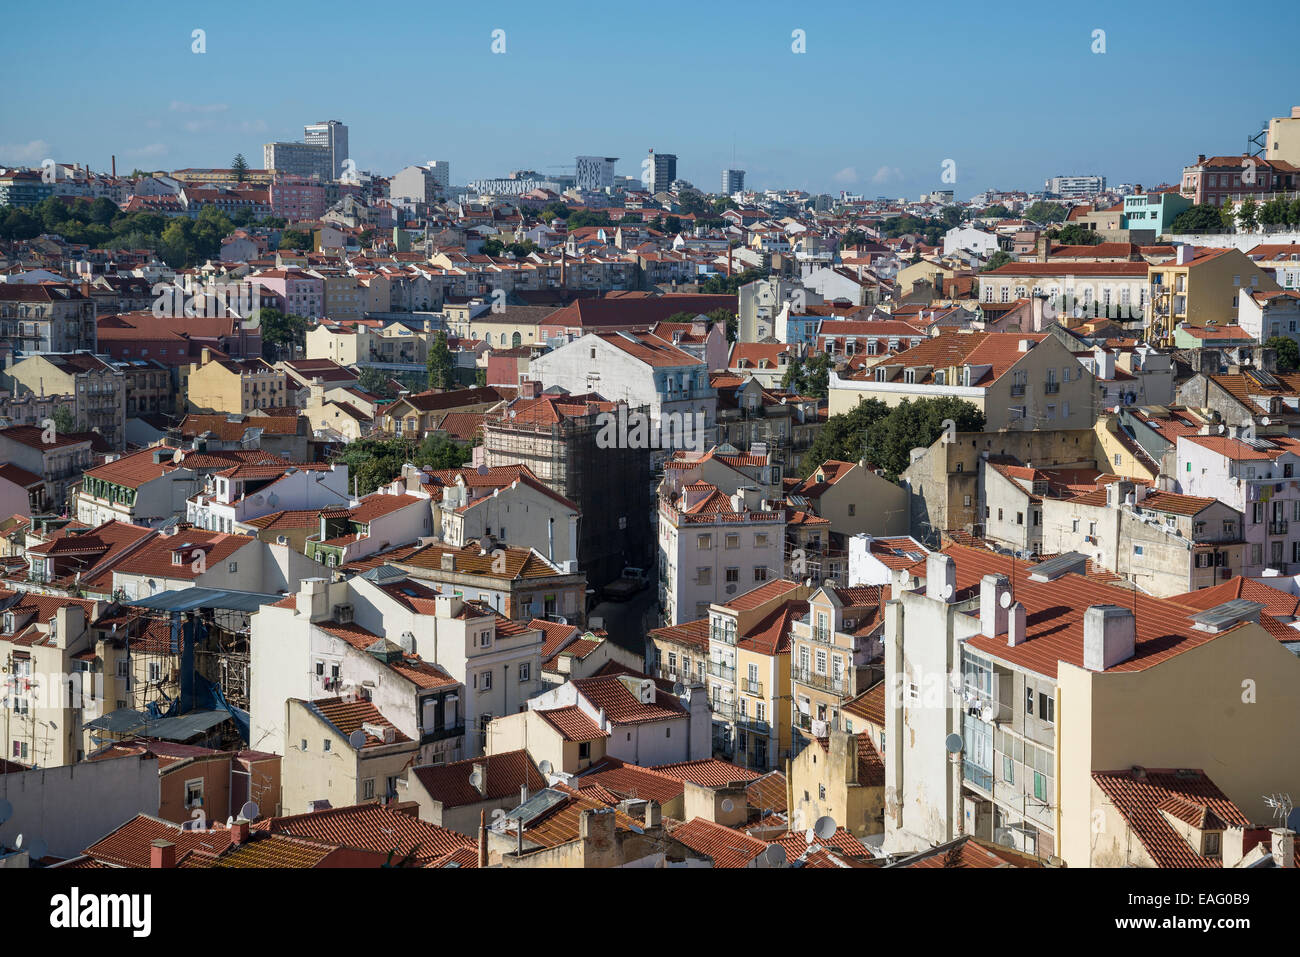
xmin=792 ymin=665 xmax=848 ymax=696
xmin=709 ymin=698 xmax=737 ymax=721
xmin=1010 ymin=384 xmax=1026 ymax=397
xmin=708 ymin=660 xmax=736 ymax=682
xmin=1269 ymin=520 xmax=1289 ymax=536
xmin=1044 ymin=382 xmax=1060 ymax=394
xmin=741 ymin=678 xmax=764 ymax=696
xmin=735 ymin=714 xmax=771 ymax=735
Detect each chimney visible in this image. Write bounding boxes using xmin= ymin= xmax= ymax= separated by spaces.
xmin=980 ymin=574 xmax=1011 ymax=637
xmin=1006 ymin=601 xmax=1027 ymax=646
xmin=201 ymin=347 xmax=212 ymax=365
xmin=440 ymin=552 xmax=456 ymax=571
xmin=1253 ymin=346 xmax=1277 ymax=374
xmin=150 ymin=839 xmax=176 ymax=869
xmin=1222 ymin=827 xmax=1246 ymax=868
xmin=478 ymin=810 xmax=489 ymax=868
xmin=1083 ymin=605 xmax=1136 ymax=671
xmin=925 ymin=553 xmax=958 ymax=602
xmin=230 ymin=820 xmax=250 ymax=844
xmin=1271 ymin=828 xmax=1295 ymax=869
xmin=112 ymin=154 xmax=116 ymax=178
xmin=1175 ymin=245 xmax=1195 ymax=266
xmin=643 ymin=800 xmax=661 ymax=829
xmin=519 ymin=378 xmax=540 ymax=399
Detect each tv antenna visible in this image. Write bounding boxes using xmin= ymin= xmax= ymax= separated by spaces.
xmin=1264 ymin=793 xmax=1293 ymax=826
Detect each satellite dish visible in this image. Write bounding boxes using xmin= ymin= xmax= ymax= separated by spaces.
xmin=239 ymin=801 xmax=259 ymax=821
xmin=942 ymin=583 xmax=955 ymax=599
xmin=764 ymin=844 xmax=787 ymax=867
xmin=814 ymin=815 xmax=837 ymax=840
xmin=721 ymin=798 xmax=735 ymax=813
xmin=538 ymin=759 xmax=553 ymax=776
xmin=998 ymin=591 xmax=1012 ymax=609
xmin=1263 ymin=416 xmax=1272 ymax=426
xmin=672 ymin=681 xmax=684 ymax=696
xmin=348 ymin=729 xmax=367 ymax=749
xmin=0 ymin=799 xmax=11 ymax=825
xmin=944 ymin=733 xmax=964 ymax=754
xmin=26 ymin=837 xmax=48 ymax=860
xmin=980 ymin=706 xmax=995 ymax=723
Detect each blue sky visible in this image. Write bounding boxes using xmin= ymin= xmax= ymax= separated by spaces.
xmin=2 ymin=0 xmax=1298 ymax=197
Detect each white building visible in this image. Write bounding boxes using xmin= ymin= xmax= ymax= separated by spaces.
xmin=943 ymin=225 xmax=1001 ymax=258
xmin=187 ymin=462 xmax=350 ymax=532
xmin=575 ymin=156 xmax=618 ymax=192
xmin=657 ymin=482 xmax=785 ymax=625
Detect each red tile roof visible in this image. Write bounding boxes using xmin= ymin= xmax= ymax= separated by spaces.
xmin=409 ymin=750 xmax=545 ymax=808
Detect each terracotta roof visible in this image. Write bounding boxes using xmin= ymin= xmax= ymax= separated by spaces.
xmin=669 ymin=817 xmax=768 ymax=868
xmin=1091 ymin=768 xmax=1252 ymax=868
xmin=652 ymin=758 xmax=763 ymax=788
xmin=409 ymin=750 xmax=545 ymax=808
xmin=537 ymin=705 xmax=609 ymax=743
xmin=571 ymin=674 xmax=686 ymax=724
xmin=309 ymin=696 xmax=411 ymax=747
xmin=255 ymin=803 xmax=471 ymax=865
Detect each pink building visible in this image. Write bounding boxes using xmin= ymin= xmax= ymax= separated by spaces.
xmin=249 ymin=268 xmax=325 ymax=319
xmin=270 ymin=175 xmax=327 ymax=222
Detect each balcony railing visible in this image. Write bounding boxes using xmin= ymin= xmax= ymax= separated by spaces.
xmin=792 ymin=665 xmax=848 ymax=696
xmin=1269 ymin=520 xmax=1289 ymax=536
xmin=741 ymin=678 xmax=763 ymax=696
xmin=1010 ymin=384 xmax=1026 ymax=397
xmin=710 ymin=699 xmax=737 ymax=721
xmin=708 ymin=660 xmax=736 ymax=682
xmin=1044 ymin=382 xmax=1060 ymax=394
xmin=735 ymin=715 xmax=771 ymax=735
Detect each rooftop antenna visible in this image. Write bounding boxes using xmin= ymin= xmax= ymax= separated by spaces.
xmin=1264 ymin=793 xmax=1293 ymax=827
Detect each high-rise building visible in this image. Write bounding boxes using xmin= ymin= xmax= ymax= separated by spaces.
xmin=1044 ymin=174 xmax=1107 ymax=198
xmin=575 ymin=156 xmax=618 ymax=191
xmin=721 ymin=168 xmax=745 ymax=195
xmin=426 ymin=160 xmax=450 ymax=191
xmin=303 ymin=120 xmax=349 ymax=179
xmin=647 ymin=150 xmax=677 ymax=194
xmin=263 ymin=141 xmax=332 ymax=181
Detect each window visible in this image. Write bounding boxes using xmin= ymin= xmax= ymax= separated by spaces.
xmin=482 ymin=671 xmax=493 ymax=690
xmin=725 ymin=533 xmax=739 ymax=549
xmin=1039 ymin=692 xmax=1054 ymax=723
xmin=753 ymin=566 xmax=768 ymax=582
xmin=1003 ymin=754 xmax=1014 ymax=784
xmin=578 ymin=741 xmax=590 ymax=760
xmin=1025 ymin=687 xmax=1033 ymax=714
xmin=697 ymin=567 xmax=712 ymax=585
xmin=725 ymin=567 xmax=739 ymax=583
xmin=519 ymin=663 xmax=530 ymax=682
xmin=1205 ymin=832 xmax=1221 ymax=856
xmin=697 ymin=534 xmax=712 ymax=550
xmin=1033 ymin=771 xmax=1047 ymax=802
xmin=848 ymin=503 xmax=856 ymax=516
xmin=323 ymin=739 xmax=331 ymax=752
xmin=815 ymin=650 xmax=827 ymax=674
xmin=363 ymin=778 xmax=375 ymax=799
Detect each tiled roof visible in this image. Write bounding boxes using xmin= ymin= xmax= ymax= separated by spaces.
xmin=843 ymin=680 xmax=886 ymax=727
xmin=537 ymin=705 xmax=609 ymax=743
xmin=651 ymin=758 xmax=762 ymax=789
xmin=256 ymin=803 xmax=472 ymax=865
xmin=668 ymin=817 xmax=768 ymax=868
xmin=309 ymin=696 xmax=411 ymax=747
xmin=647 ymin=617 xmax=710 ymax=652
xmin=409 ymin=750 xmax=545 ymax=808
xmin=1091 ymin=768 xmax=1252 ymax=868
xmin=948 ymin=544 xmax=1245 ymax=678
xmin=571 ymin=674 xmax=687 ymax=724
xmin=83 ymin=814 xmax=234 ymax=868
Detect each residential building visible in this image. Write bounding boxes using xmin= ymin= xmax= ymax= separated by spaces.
xmin=185 ymin=350 xmax=289 ymax=415
xmin=0 ymin=283 xmax=97 ymax=354
xmin=77 ymin=447 xmax=202 ymax=528
xmin=4 ymin=352 xmax=126 ymax=449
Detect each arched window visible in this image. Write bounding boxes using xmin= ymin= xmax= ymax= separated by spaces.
xmin=512 ymin=331 xmax=522 ymax=348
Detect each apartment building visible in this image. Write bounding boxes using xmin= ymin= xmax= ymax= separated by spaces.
xmin=1040 ymin=479 xmax=1245 ymax=596
xmin=1176 ymin=432 xmax=1300 ymax=576
xmin=0 ymin=425 xmax=99 ymax=511
xmin=882 ymin=547 xmax=1300 ymax=865
xmin=0 ymin=283 xmax=97 ymax=354
xmin=76 ymin=447 xmax=202 ymax=528
xmin=829 ymin=331 xmax=1097 ymax=432
xmin=1148 ymin=246 xmax=1281 ymax=337
xmin=189 ymin=461 xmax=350 ymax=533
xmin=482 ymin=387 xmax=652 ymax=588
xmin=1179 ymin=154 xmax=1299 ymax=206
xmin=5 ymin=352 xmax=126 ymax=449
xmin=789 ymin=585 xmax=887 ymax=754
xmin=185 ymin=351 xmax=289 ymax=415
xmin=657 ymin=482 xmax=786 ymax=626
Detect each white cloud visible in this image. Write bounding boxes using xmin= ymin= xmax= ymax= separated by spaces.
xmin=833 ymin=166 xmax=859 ymax=184
xmin=0 ymin=139 xmax=53 ymax=165
xmin=872 ymin=166 xmax=903 ymax=184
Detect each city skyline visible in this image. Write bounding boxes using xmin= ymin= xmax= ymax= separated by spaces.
xmin=2 ymin=0 xmax=1298 ymax=196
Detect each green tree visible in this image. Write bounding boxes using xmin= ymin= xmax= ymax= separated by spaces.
xmin=799 ymin=398 xmax=892 ymax=476
xmin=89 ymin=196 xmax=119 ymax=226
xmin=1169 ymin=203 xmax=1227 ymax=234
xmin=254 ymin=308 xmax=306 ymax=360
xmin=1219 ymin=200 xmax=1237 ymax=232
xmin=1266 ymin=336 xmax=1300 ymax=373
xmin=52 ymin=404 xmax=77 ymax=435
xmin=981 ymin=204 xmax=1012 ymax=219
xmin=1259 ymin=198 xmax=1289 ymax=228
xmin=781 ymin=351 xmax=832 ymax=398
xmin=278 ymin=228 xmax=312 ymax=250
xmin=862 ymin=397 xmax=985 ymax=480
xmin=982 ymin=250 xmax=1014 ymax=272
xmin=357 ymin=367 xmax=394 ymax=397
xmin=1055 ymin=224 xmax=1104 ymax=245
xmin=1023 ymin=201 xmax=1068 ymax=224
xmin=426 ymin=331 xmax=454 ymax=390
xmin=1237 ymin=197 xmax=1259 ymax=232
xmin=1289 ymin=198 xmax=1300 ymax=228
xmin=231 ymin=153 xmax=248 ymax=183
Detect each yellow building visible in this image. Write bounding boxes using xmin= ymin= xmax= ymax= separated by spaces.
xmin=786 ymin=730 xmax=885 ymax=838
xmin=185 ymin=349 xmax=289 ymax=414
xmin=1266 ymin=105 xmax=1300 ymax=166
xmin=1092 ymin=414 xmax=1160 ymax=482
xmin=1147 ymin=247 xmax=1281 ymax=340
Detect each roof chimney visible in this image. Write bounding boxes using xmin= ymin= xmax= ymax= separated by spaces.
xmin=150 ymin=839 xmax=176 ymax=869
xmin=1006 ymin=601 xmax=1027 ymax=646
xmin=230 ymin=820 xmax=250 ymax=844
xmin=1175 ymin=245 xmax=1195 ymax=266
xmin=980 ymin=574 xmax=1011 ymax=637
xmin=1272 ymin=828 xmax=1295 ymax=869
xmin=925 ymin=553 xmax=958 ymax=602
xmin=1083 ymin=605 xmax=1136 ymax=671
